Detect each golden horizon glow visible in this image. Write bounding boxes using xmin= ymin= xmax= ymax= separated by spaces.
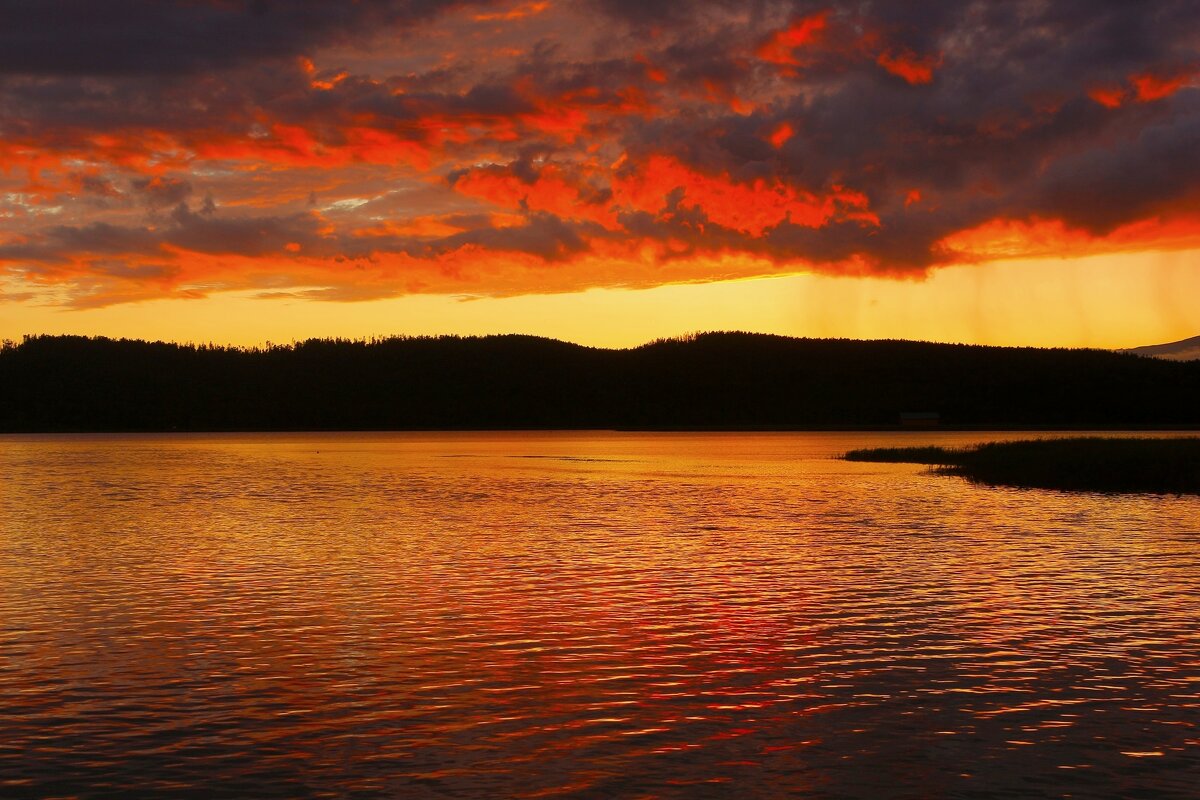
xmin=4 ymin=249 xmax=1197 ymax=350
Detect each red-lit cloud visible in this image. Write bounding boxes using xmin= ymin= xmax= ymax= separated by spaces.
xmin=755 ymin=11 xmax=828 ymax=68
xmin=875 ymin=50 xmax=940 ymax=85
xmin=1 ymin=0 xmax=1199 ymax=308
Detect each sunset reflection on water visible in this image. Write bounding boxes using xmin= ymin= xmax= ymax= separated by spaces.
xmin=1 ymin=432 xmax=1198 ymax=798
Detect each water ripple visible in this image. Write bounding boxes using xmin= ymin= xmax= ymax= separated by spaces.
xmin=1 ymin=431 xmax=1198 ymax=798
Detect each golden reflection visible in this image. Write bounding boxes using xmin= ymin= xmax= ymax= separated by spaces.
xmin=0 ymin=431 xmax=1198 ymax=797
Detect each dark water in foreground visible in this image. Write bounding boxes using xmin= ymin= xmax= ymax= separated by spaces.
xmin=1 ymin=432 xmax=1198 ymax=799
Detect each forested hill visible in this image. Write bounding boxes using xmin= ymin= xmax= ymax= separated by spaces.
xmin=3 ymin=332 xmax=1200 ymax=432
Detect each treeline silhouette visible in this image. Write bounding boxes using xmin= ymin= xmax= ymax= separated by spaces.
xmin=2 ymin=332 xmax=1199 ymax=432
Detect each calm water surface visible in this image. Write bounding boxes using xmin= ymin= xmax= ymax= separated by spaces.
xmin=2 ymin=432 xmax=1198 ymax=798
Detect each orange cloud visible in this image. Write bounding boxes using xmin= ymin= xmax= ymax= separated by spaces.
xmin=634 ymin=54 xmax=669 ymax=84
xmin=1088 ymin=85 xmax=1127 ymax=108
xmin=9 ymin=203 xmax=1200 ymax=313
xmin=756 ymin=12 xmax=829 ymax=67
xmin=188 ymin=126 xmax=427 ymax=169
xmin=1131 ymin=69 xmax=1194 ymax=102
xmin=938 ymin=214 xmax=1200 ymax=263
xmin=1088 ymin=68 xmax=1194 ymax=108
xmin=472 ymin=1 xmax=549 ymax=22
xmin=613 ymin=155 xmax=878 ymax=236
xmin=876 ymin=50 xmax=941 ymax=84
xmin=352 ymin=215 xmax=484 ymax=239
xmin=452 ymin=164 xmax=620 ymax=228
xmin=507 ymin=77 xmax=655 ymax=143
xmin=767 ymin=122 xmax=795 ymax=148
xmin=4 ymin=0 xmax=1199 ymax=317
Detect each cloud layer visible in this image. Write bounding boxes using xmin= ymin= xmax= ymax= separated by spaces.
xmin=1 ymin=0 xmax=1198 ymax=306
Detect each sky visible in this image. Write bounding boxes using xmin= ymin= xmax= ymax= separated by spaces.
xmin=1 ymin=0 xmax=1198 ymax=348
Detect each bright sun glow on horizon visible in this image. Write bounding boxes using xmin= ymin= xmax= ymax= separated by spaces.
xmin=4 ymin=249 xmax=1197 ymax=350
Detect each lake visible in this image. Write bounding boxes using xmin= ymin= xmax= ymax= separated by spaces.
xmin=2 ymin=432 xmax=1198 ymax=798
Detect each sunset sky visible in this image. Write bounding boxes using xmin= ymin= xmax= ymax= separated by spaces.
xmin=2 ymin=0 xmax=1198 ymax=348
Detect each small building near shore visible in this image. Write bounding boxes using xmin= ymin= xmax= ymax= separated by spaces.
xmin=899 ymin=411 xmax=940 ymax=427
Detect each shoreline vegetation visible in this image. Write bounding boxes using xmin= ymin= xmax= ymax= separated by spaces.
xmin=844 ymin=438 xmax=1200 ymax=495
xmin=3 ymin=332 xmax=1200 ymax=433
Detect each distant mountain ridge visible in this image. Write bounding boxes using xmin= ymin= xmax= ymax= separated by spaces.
xmin=1124 ymin=334 xmax=1200 ymax=361
xmin=3 ymin=332 xmax=1200 ymax=432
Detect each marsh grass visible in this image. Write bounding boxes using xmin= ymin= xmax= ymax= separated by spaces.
xmin=844 ymin=437 xmax=1200 ymax=495
xmin=842 ymin=446 xmax=967 ymax=464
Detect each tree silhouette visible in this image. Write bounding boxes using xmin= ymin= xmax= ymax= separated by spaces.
xmin=2 ymin=333 xmax=1198 ymax=432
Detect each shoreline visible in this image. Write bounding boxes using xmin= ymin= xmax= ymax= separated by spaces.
xmin=844 ymin=437 xmax=1200 ymax=495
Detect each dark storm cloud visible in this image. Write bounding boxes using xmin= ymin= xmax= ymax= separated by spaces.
xmin=433 ymin=212 xmax=602 ymax=261
xmin=0 ymin=200 xmax=601 ymax=273
xmin=0 ymin=205 xmax=329 ymax=264
xmin=0 ymin=1 xmax=496 ymax=76
xmin=593 ymin=0 xmax=1200 ymax=266
xmin=90 ymin=261 xmax=179 ymax=281
xmin=78 ymin=174 xmax=120 ymax=198
xmin=1026 ymin=100 xmax=1200 ymax=233
xmin=132 ymin=177 xmax=193 ymax=210
xmin=0 ymin=223 xmax=158 ymax=263
xmin=165 ymin=204 xmax=330 ymax=258
xmin=590 ymin=0 xmax=779 ymax=26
